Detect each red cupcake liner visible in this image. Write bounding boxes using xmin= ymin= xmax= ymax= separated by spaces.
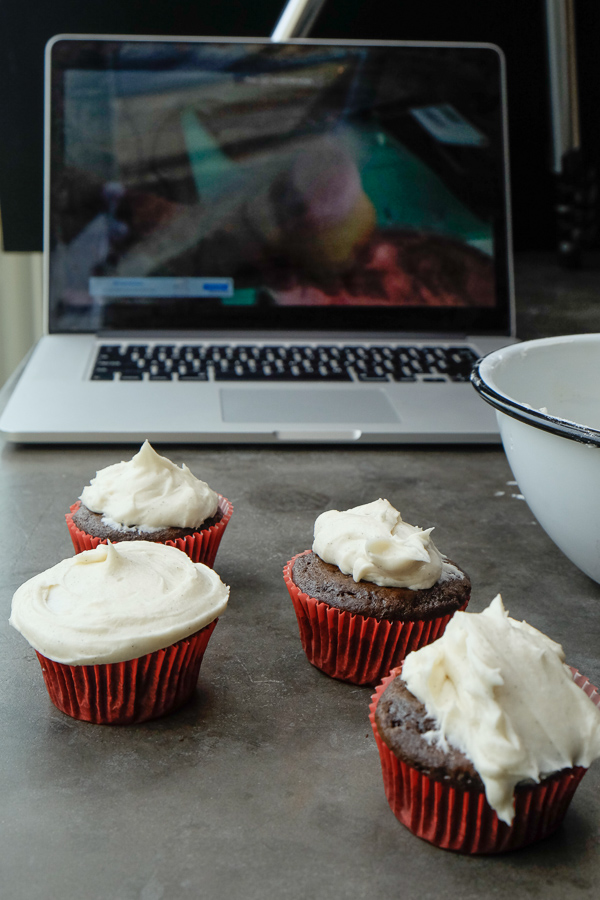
xmin=65 ymin=494 xmax=233 ymax=567
xmin=283 ymin=550 xmax=468 ymax=686
xmin=369 ymin=665 xmax=598 ymax=853
xmin=35 ymin=618 xmax=218 ymax=725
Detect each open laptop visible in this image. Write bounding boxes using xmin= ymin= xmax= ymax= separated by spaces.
xmin=0 ymin=34 xmax=516 ymax=445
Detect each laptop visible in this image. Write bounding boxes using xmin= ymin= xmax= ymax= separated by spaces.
xmin=0 ymin=34 xmax=517 ymax=445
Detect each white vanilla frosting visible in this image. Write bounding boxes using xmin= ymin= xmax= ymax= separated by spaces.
xmin=312 ymin=498 xmax=444 ymax=589
xmin=401 ymin=594 xmax=600 ymax=824
xmin=9 ymin=541 xmax=229 ymax=665
xmin=79 ymin=440 xmax=219 ymax=529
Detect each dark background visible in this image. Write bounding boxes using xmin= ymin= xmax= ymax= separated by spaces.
xmin=1 ymin=0 xmax=598 ymax=254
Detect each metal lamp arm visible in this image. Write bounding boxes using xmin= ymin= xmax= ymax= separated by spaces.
xmin=271 ymin=0 xmax=328 ymax=41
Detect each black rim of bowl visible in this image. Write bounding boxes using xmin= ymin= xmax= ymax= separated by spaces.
xmin=470 ymin=357 xmax=600 ymax=448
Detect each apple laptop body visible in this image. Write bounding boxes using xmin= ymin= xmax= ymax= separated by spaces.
xmin=0 ymin=35 xmax=516 ymax=444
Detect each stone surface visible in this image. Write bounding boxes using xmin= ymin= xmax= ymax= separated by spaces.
xmin=0 ymin=254 xmax=600 ymax=899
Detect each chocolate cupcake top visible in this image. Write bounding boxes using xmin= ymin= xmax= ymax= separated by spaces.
xmin=292 ymin=550 xmax=469 ymax=622
xmin=70 ymin=502 xmax=223 ymax=544
xmin=396 ymin=595 xmax=600 ymax=824
xmin=313 ymin=498 xmax=443 ymax=589
xmin=79 ymin=440 xmax=219 ymax=531
xmin=374 ymin=672 xmax=483 ymax=790
xmin=9 ymin=541 xmax=229 ymax=665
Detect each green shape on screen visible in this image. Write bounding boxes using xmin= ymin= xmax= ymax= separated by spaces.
xmin=350 ymin=126 xmax=492 ymax=254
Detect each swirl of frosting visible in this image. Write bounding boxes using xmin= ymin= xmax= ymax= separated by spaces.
xmin=9 ymin=541 xmax=229 ymax=665
xmin=79 ymin=440 xmax=219 ymax=529
xmin=312 ymin=498 xmax=443 ymax=589
xmin=401 ymin=594 xmax=600 ymax=825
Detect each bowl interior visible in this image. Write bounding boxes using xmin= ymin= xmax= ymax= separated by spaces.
xmin=477 ymin=335 xmax=600 ymax=434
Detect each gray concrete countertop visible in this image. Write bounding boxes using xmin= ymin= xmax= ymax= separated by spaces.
xmin=1 ymin=253 xmax=600 ymax=899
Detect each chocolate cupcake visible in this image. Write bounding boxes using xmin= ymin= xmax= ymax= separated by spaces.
xmin=66 ymin=441 xmax=232 ymax=566
xmin=374 ymin=672 xmax=483 ymax=787
xmin=283 ymin=499 xmax=470 ymax=685
xmin=370 ymin=596 xmax=600 ymax=853
xmin=290 ymin=551 xmax=469 ymax=622
xmin=70 ymin=501 xmax=224 ymax=545
xmin=9 ymin=541 xmax=229 ymax=725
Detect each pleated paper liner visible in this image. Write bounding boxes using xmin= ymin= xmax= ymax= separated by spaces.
xmin=369 ymin=665 xmax=599 ymax=854
xmin=283 ymin=550 xmax=468 ymax=687
xmin=66 ymin=494 xmax=233 ymax=567
xmin=35 ymin=619 xmax=218 ymax=725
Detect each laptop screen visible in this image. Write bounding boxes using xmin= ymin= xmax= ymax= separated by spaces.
xmin=46 ymin=36 xmax=512 ymax=336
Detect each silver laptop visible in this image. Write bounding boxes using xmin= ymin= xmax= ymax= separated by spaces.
xmin=0 ymin=34 xmax=516 ymax=445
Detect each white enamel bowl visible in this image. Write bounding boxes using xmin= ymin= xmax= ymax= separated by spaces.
xmin=471 ymin=334 xmax=600 ymax=584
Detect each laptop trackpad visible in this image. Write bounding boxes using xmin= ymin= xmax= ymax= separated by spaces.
xmin=220 ymin=387 xmax=399 ymax=424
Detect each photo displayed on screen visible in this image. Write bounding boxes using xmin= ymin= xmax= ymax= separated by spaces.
xmin=49 ymin=39 xmax=507 ymax=328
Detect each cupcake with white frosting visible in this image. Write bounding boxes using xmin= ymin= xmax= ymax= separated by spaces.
xmin=66 ymin=441 xmax=232 ymax=566
xmin=10 ymin=540 xmax=229 ymax=724
xmin=283 ymin=499 xmax=470 ymax=685
xmin=370 ymin=595 xmax=600 ymax=853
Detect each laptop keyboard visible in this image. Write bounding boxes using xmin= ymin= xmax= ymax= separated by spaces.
xmin=90 ymin=343 xmax=479 ymax=383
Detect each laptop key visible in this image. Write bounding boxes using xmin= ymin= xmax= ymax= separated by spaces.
xmin=446 ymin=347 xmax=479 ymax=381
